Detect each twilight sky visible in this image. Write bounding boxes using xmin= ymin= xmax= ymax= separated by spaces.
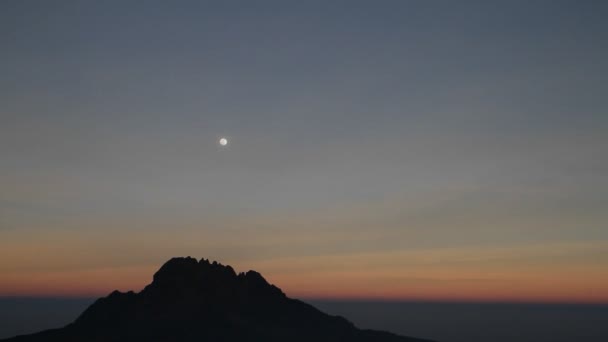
xmin=1 ymin=1 xmax=607 ymax=302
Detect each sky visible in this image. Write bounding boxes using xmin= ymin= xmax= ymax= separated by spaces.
xmin=1 ymin=0 xmax=607 ymax=303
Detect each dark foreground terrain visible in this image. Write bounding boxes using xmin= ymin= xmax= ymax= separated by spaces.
xmin=2 ymin=257 xmax=433 ymax=342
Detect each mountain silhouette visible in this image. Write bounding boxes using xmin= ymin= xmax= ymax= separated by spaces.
xmin=2 ymin=257 xmax=435 ymax=342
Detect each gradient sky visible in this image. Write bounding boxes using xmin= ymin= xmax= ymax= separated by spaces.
xmin=1 ymin=1 xmax=607 ymax=303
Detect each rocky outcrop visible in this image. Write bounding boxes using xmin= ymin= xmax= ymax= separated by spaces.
xmin=2 ymin=257 xmax=435 ymax=342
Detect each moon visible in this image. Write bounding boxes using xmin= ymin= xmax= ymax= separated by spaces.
xmin=219 ymin=137 xmax=228 ymax=146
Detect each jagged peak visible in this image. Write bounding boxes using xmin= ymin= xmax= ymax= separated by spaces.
xmin=243 ymin=270 xmax=267 ymax=283
xmin=8 ymin=256 xmax=432 ymax=342
xmin=146 ymin=256 xmax=284 ymax=299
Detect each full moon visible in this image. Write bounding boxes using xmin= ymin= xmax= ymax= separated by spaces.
xmin=219 ymin=137 xmax=228 ymax=146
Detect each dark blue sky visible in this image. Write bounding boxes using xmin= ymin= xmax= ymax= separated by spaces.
xmin=1 ymin=1 xmax=607 ymax=301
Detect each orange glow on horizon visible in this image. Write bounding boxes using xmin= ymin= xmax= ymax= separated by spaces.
xmin=1 ymin=230 xmax=607 ymax=304
xmin=1 ymin=262 xmax=607 ymax=305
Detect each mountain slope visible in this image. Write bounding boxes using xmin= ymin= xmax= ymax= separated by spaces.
xmin=3 ymin=257 xmax=435 ymax=342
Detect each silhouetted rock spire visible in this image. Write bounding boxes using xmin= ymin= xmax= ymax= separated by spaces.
xmin=1 ymin=257 xmax=435 ymax=342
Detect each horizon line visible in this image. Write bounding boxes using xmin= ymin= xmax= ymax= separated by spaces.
xmin=1 ymin=294 xmax=607 ymax=306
